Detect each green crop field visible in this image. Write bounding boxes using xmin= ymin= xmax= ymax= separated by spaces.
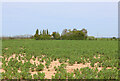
xmin=1 ymin=39 xmax=119 ymax=79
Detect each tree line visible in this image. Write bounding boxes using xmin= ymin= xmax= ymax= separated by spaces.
xmin=1 ymin=28 xmax=118 ymax=40
xmin=34 ymin=28 xmax=88 ymax=40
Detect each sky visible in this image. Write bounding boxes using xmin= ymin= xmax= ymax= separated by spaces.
xmin=2 ymin=2 xmax=118 ymax=37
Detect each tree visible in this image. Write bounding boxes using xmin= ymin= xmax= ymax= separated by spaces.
xmin=61 ymin=29 xmax=87 ymax=40
xmin=35 ymin=34 xmax=40 ymax=40
xmin=51 ymin=32 xmax=60 ymax=40
xmin=55 ymin=32 xmax=60 ymax=40
xmin=61 ymin=29 xmax=67 ymax=36
xmin=112 ymin=37 xmax=117 ymax=40
xmin=43 ymin=30 xmax=45 ymax=35
xmin=47 ymin=29 xmax=48 ymax=35
xmin=72 ymin=30 xmax=85 ymax=40
xmin=73 ymin=28 xmax=77 ymax=32
xmin=34 ymin=28 xmax=88 ymax=40
xmin=36 ymin=29 xmax=39 ymax=35
xmin=81 ymin=28 xmax=87 ymax=39
xmin=52 ymin=32 xmax=56 ymax=38
xmin=68 ymin=29 xmax=71 ymax=32
xmin=40 ymin=31 xmax=42 ymax=35
xmin=34 ymin=29 xmax=40 ymax=40
xmin=43 ymin=30 xmax=46 ymax=35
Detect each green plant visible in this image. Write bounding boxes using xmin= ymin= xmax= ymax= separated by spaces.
xmin=2 ymin=39 xmax=118 ymax=79
xmin=38 ymin=72 xmax=45 ymax=79
xmin=36 ymin=64 xmax=44 ymax=71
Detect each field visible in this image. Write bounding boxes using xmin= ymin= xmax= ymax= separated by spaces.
xmin=0 ymin=39 xmax=119 ymax=79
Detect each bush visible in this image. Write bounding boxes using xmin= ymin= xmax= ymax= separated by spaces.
xmin=87 ymin=36 xmax=95 ymax=40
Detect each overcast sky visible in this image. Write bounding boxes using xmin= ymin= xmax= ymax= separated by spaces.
xmin=2 ymin=2 xmax=118 ymax=37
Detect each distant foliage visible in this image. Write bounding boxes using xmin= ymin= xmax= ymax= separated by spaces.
xmin=112 ymin=37 xmax=117 ymax=40
xmin=33 ymin=28 xmax=117 ymax=41
xmin=61 ymin=28 xmax=87 ymax=40
xmin=61 ymin=29 xmax=67 ymax=36
xmin=52 ymin=32 xmax=60 ymax=40
xmin=34 ymin=29 xmax=39 ymax=40
xmin=34 ymin=29 xmax=51 ymax=40
xmin=34 ymin=28 xmax=88 ymax=40
xmin=39 ymin=35 xmax=51 ymax=40
xmin=47 ymin=29 xmax=49 ymax=35
xmin=87 ymin=36 xmax=95 ymax=40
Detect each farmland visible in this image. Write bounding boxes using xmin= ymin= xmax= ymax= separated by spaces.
xmin=0 ymin=39 xmax=119 ymax=79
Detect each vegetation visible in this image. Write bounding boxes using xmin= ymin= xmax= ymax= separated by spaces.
xmin=36 ymin=64 xmax=44 ymax=71
xmin=34 ymin=28 xmax=88 ymax=40
xmin=1 ymin=28 xmax=119 ymax=79
xmin=1 ymin=39 xmax=119 ymax=79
